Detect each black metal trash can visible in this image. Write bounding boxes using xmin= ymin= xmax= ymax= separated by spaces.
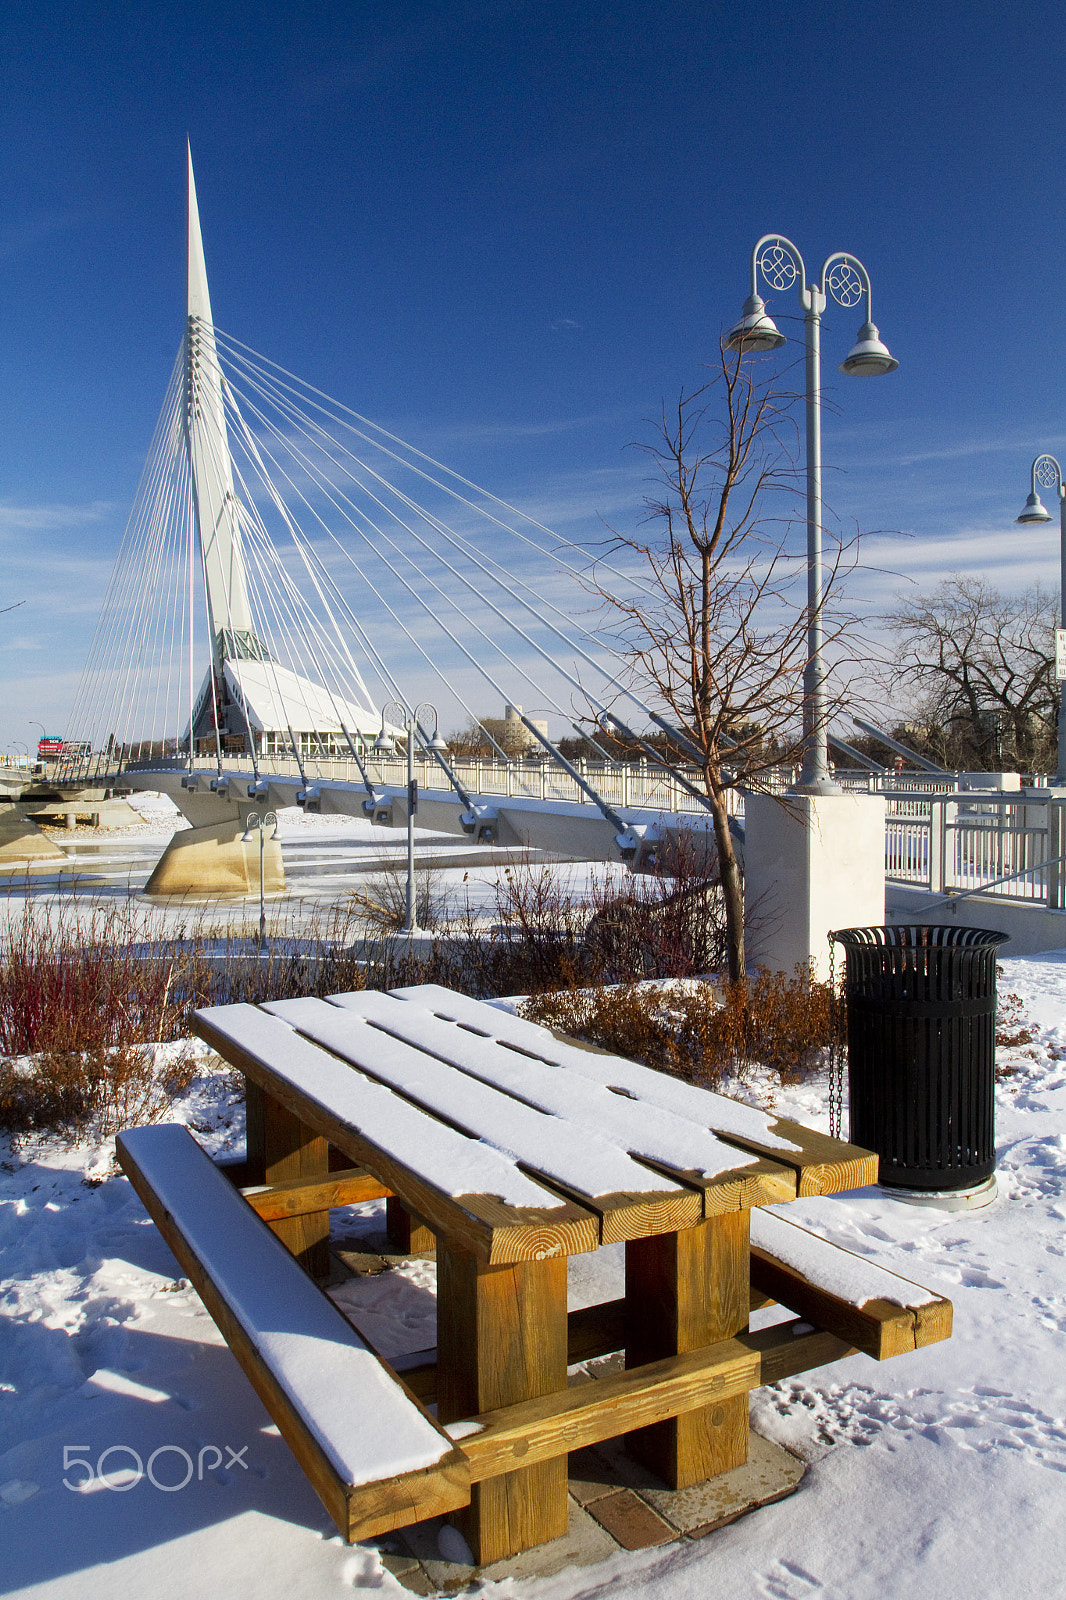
xmin=830 ymin=924 xmax=1009 ymax=1191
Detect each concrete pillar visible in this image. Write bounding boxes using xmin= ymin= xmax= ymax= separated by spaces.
xmin=744 ymin=791 xmax=886 ymax=982
xmin=0 ymin=805 xmax=66 ymax=866
xmin=144 ymin=816 xmax=286 ymax=897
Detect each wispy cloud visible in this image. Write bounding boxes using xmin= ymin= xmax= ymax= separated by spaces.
xmin=0 ymin=500 xmax=112 ymax=533
xmin=899 ymin=434 xmax=1066 ymax=467
xmin=411 ymin=406 xmax=632 ymax=448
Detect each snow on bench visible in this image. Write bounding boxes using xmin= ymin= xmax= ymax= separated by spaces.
xmin=750 ymin=1208 xmax=952 ymax=1359
xmin=115 ymin=1124 xmax=470 ymax=1541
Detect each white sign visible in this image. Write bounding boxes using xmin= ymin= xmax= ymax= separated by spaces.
xmin=1057 ymin=629 xmax=1066 ymax=683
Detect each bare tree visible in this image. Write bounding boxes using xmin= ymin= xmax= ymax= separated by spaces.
xmin=884 ymin=576 xmax=1057 ymax=773
xmin=446 ymin=715 xmax=531 ymax=759
xmin=593 ymin=344 xmax=863 ymax=982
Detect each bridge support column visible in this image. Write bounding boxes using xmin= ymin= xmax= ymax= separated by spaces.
xmin=144 ymin=816 xmax=285 ymax=898
xmin=0 ymin=804 xmax=66 ymax=868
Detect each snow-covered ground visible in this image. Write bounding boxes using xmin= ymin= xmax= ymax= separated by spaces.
xmin=2 ymin=893 xmax=1066 ymax=1594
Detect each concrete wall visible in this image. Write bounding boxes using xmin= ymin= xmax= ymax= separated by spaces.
xmin=886 ymin=884 xmax=1066 ymax=957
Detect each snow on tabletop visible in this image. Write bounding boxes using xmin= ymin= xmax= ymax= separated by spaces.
xmin=118 ymin=1125 xmax=450 ymax=1485
xmin=320 ymin=989 xmax=761 ymax=1183
xmin=265 ymin=995 xmax=681 ymax=1199
xmin=194 ymin=1003 xmax=566 ymax=1211
xmin=385 ymin=982 xmax=801 ymax=1152
xmin=751 ymin=1206 xmax=940 ymax=1310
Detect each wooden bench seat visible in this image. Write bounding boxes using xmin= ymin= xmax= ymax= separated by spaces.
xmin=750 ymin=1208 xmax=952 ymax=1359
xmin=115 ymin=1124 xmax=470 ymax=1542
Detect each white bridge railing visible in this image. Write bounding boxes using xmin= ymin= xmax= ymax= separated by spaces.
xmin=885 ymin=794 xmax=1066 ymax=909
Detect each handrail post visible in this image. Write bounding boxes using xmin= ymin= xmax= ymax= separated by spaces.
xmin=1049 ymin=799 xmax=1066 ymax=909
xmin=928 ymin=800 xmax=945 ymax=894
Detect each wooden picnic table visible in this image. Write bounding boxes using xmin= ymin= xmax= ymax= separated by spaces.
xmin=187 ymin=981 xmax=909 ymax=1564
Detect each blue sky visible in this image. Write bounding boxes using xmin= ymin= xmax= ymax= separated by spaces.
xmin=2 ymin=0 xmax=1066 ymax=751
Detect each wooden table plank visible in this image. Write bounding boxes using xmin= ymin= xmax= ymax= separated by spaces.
xmin=266 ymin=996 xmax=702 ymax=1245
xmin=241 ymin=1167 xmax=392 ymax=1221
xmin=193 ymin=1005 xmax=598 ymax=1265
xmin=325 ymin=991 xmax=791 ymax=1224
xmin=390 ymin=985 xmax=877 ymax=1196
xmin=450 ymin=1336 xmax=761 ymax=1483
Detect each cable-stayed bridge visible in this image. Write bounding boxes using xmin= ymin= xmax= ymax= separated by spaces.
xmin=18 ymin=147 xmax=733 ymax=893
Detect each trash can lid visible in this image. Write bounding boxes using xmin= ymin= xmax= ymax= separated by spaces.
xmin=829 ymin=924 xmax=1009 ymax=951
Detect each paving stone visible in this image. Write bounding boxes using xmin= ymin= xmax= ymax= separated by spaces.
xmin=391 ymin=1567 xmax=437 ymax=1596
xmin=378 ymin=1549 xmax=423 ymax=1580
xmin=393 ymin=1498 xmax=619 ymax=1593
xmin=584 ymin=1350 xmax=625 ymax=1379
xmin=567 ymin=1444 xmax=634 ymax=1506
xmin=580 ymin=1431 xmax=675 ymax=1494
xmin=478 ymin=1498 xmax=620 ymax=1585
xmin=585 ymin=1488 xmax=676 ymax=1550
xmin=640 ymin=1430 xmax=806 ymax=1537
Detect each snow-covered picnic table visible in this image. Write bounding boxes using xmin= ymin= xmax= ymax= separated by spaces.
xmin=142 ymin=982 xmax=955 ymax=1566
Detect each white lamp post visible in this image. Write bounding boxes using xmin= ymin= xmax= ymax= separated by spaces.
xmin=726 ymin=235 xmax=898 ymax=793
xmin=242 ymin=810 xmax=278 ymax=950
xmin=1016 ymin=454 xmax=1066 ymax=786
xmin=374 ymin=702 xmax=448 ymax=934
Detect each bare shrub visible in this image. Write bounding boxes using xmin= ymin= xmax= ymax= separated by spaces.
xmin=348 ymin=856 xmax=448 ymax=932
xmin=460 ymin=843 xmax=730 ymax=999
xmin=523 ymin=963 xmax=839 ymax=1088
xmin=522 ymin=981 xmax=728 ymax=1085
xmin=0 ymin=893 xmax=370 ymax=1137
xmin=0 ymin=1042 xmax=196 ymax=1142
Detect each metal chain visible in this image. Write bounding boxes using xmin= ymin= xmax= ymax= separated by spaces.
xmin=828 ymin=937 xmax=844 ymax=1140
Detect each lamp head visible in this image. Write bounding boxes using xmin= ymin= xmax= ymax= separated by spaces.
xmin=839 ymin=321 xmax=898 ymax=376
xmin=373 ymin=730 xmax=396 ymax=754
xmin=1016 ymin=491 xmax=1054 ymax=525
xmin=725 ymin=293 xmax=786 ymax=354
xmin=426 ymin=732 xmax=449 ymax=753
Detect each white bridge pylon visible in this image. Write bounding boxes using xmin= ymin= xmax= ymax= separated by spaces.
xmin=185 ymin=148 xmax=255 ymax=662
xmin=183 ymin=147 xmax=380 ymax=761
xmin=57 ymin=148 xmax=725 ymax=887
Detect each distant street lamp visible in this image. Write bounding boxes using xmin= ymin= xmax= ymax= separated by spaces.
xmin=242 ymin=810 xmax=278 ymax=950
xmin=726 ymin=235 xmax=898 ymax=793
xmin=374 ymin=702 xmax=448 ymax=934
xmin=1015 ymin=455 xmax=1066 ymax=785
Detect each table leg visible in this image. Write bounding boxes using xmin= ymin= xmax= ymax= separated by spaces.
xmin=436 ymin=1243 xmax=568 ymax=1564
xmin=245 ymin=1080 xmax=330 ymax=1277
xmin=625 ymin=1212 xmax=750 ymax=1489
xmin=385 ymin=1195 xmax=436 ymax=1255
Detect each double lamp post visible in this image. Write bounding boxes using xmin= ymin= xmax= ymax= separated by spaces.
xmin=725 ymin=235 xmax=898 ymax=793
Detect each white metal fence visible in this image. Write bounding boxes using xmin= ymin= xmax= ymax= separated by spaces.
xmin=884 ymin=794 xmax=1066 ymax=908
